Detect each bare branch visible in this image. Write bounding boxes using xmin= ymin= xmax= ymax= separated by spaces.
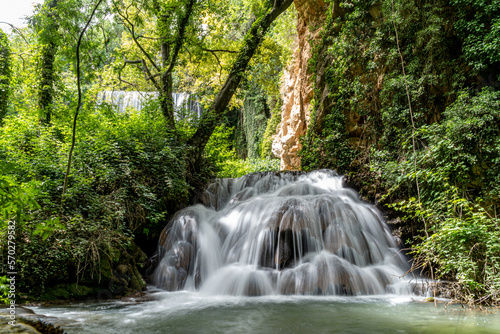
xmin=0 ymin=22 xmax=29 ymax=44
xmin=146 ymin=73 xmax=161 ymax=81
xmin=202 ymin=48 xmax=238 ymax=54
xmin=206 ymin=49 xmax=223 ymax=85
xmin=12 ymin=52 xmax=27 ymax=69
xmin=63 ymin=0 xmax=104 ymax=196
xmin=124 ymin=59 xmax=142 ymax=64
xmin=140 ymin=59 xmax=161 ymax=90
xmin=137 ymin=35 xmax=162 ymax=40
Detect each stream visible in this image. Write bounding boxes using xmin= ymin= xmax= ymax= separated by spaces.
xmin=29 ymin=291 xmax=499 ymax=333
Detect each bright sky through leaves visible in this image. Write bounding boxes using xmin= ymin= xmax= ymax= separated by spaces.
xmin=0 ymin=0 xmax=44 ymax=32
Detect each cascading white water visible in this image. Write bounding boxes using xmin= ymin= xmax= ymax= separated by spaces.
xmin=154 ymin=170 xmax=422 ymax=296
xmin=172 ymin=92 xmax=203 ymax=119
xmin=96 ymin=91 xmax=203 ymax=118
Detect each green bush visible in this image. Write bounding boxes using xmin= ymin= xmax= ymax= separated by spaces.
xmin=0 ymin=102 xmax=190 ymax=297
xmin=1 ymin=162 xmax=40 ymax=303
xmin=377 ymin=88 xmax=500 ymax=305
xmin=205 ymin=123 xmax=280 ymax=178
xmin=217 ymin=158 xmax=280 ymax=178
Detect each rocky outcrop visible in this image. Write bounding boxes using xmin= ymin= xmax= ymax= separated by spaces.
xmin=0 ymin=314 xmax=67 ymax=334
xmin=272 ymin=0 xmax=329 ymax=170
xmin=0 ymin=316 xmax=41 ymax=334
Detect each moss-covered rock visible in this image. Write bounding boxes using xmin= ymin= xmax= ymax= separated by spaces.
xmin=95 ymin=242 xmax=147 ymax=297
xmin=0 ymin=315 xmax=65 ymax=334
xmin=39 ymin=284 xmax=101 ymax=301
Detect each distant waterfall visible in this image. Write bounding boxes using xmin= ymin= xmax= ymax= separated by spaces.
xmin=96 ymin=91 xmax=203 ymax=118
xmin=172 ymin=92 xmax=203 ymax=119
xmin=154 ymin=170 xmax=425 ymax=296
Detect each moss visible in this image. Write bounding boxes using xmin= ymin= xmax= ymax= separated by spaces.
xmin=39 ymin=284 xmax=100 ymax=301
xmin=260 ymin=99 xmax=282 ymax=158
xmin=241 ymin=86 xmax=270 ymax=158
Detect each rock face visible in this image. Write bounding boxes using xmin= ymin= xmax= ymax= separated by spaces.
xmin=272 ymin=0 xmax=328 ymax=170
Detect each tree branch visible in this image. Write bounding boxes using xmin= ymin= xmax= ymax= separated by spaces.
xmin=115 ymin=5 xmax=160 ymax=72
xmin=117 ymin=61 xmax=139 ymax=88
xmin=165 ymin=0 xmax=196 ymax=75
xmin=0 ymin=22 xmax=29 ymax=44
xmin=206 ymin=49 xmax=224 ymax=84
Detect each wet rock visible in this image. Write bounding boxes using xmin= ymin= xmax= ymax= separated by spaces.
xmin=172 ymin=241 xmax=193 ymax=271
xmin=228 ymin=188 xmax=256 ymax=205
xmin=0 ymin=315 xmax=66 ymax=334
xmin=278 ymin=270 xmax=296 ymax=295
xmin=0 ymin=307 xmax=35 ymax=316
xmin=157 ymin=266 xmax=179 ymax=291
xmin=142 ymin=252 xmax=159 ymax=281
xmin=160 ymin=210 xmax=199 ymax=253
xmin=267 ymin=199 xmax=312 ymax=232
xmin=245 ymin=273 xmax=267 ymax=296
xmin=258 ymin=229 xmax=277 ymax=269
xmin=275 ymin=231 xmax=295 ymax=268
xmin=194 ymin=260 xmax=202 ymax=289
xmin=1 ymin=316 xmax=41 ymax=334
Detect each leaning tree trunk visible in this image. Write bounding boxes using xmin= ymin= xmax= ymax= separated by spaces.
xmin=187 ymin=0 xmax=294 ymax=168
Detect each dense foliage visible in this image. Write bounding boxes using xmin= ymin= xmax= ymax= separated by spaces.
xmin=0 ymin=104 xmax=192 ymax=297
xmin=301 ymin=0 xmax=500 ymax=305
xmin=0 ymin=28 xmax=10 ymax=123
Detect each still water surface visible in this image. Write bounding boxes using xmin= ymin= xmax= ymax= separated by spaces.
xmin=30 ymin=290 xmax=499 ymax=334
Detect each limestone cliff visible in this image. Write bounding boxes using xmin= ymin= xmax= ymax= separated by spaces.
xmin=272 ymin=0 xmax=328 ymax=170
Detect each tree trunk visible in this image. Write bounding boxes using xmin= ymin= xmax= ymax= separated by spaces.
xmin=159 ymin=26 xmax=176 ymax=131
xmin=38 ymin=0 xmax=59 ymax=125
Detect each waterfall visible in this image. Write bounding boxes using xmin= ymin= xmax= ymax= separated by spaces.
xmin=172 ymin=92 xmax=203 ymax=119
xmin=96 ymin=91 xmax=203 ymax=118
xmin=154 ymin=170 xmax=423 ymax=296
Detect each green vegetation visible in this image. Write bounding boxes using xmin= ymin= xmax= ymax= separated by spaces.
xmin=1 ymin=163 xmax=40 ymax=303
xmin=0 ymin=0 xmax=292 ymax=301
xmin=0 ymin=28 xmax=10 ymax=123
xmin=301 ymin=0 xmax=500 ymax=305
xmin=2 ymin=0 xmax=497 ymax=308
xmin=0 ymin=106 xmax=187 ymax=297
xmin=260 ymin=99 xmax=282 ymax=158
xmin=205 ymin=124 xmax=280 ymax=178
xmin=382 ymin=88 xmax=500 ymax=304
